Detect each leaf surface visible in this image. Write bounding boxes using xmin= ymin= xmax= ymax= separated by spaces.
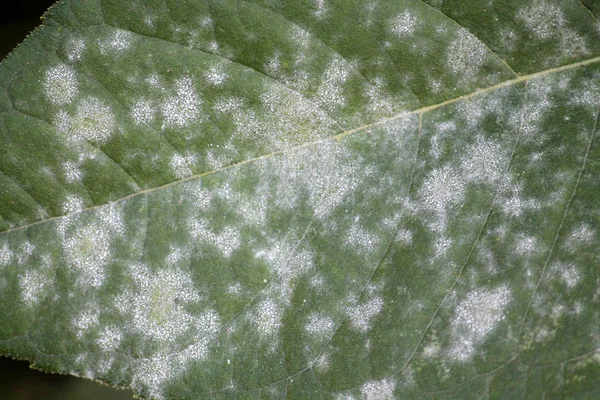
xmin=1 ymin=0 xmax=600 ymax=399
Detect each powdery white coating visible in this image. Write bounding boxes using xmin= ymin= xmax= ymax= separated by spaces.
xmin=499 ymin=184 xmax=541 ymax=218
xmin=115 ymin=264 xmax=209 ymax=343
xmin=316 ymin=58 xmax=352 ymax=112
xmin=564 ymin=223 xmax=595 ymax=252
xmin=274 ymin=142 xmax=362 ymax=220
xmin=551 ymin=262 xmax=580 ymax=289
xmin=395 ymin=229 xmax=413 ymax=245
xmin=59 ymin=203 xmax=125 ymax=288
xmin=169 ymin=154 xmax=195 ymax=179
xmin=189 ymin=219 xmax=241 ymax=258
xmin=0 ymin=244 xmax=12 ymax=266
xmin=460 ymin=138 xmax=506 ymax=183
xmin=131 ymin=98 xmax=155 ymax=125
xmin=347 ymin=223 xmax=379 ymax=252
xmin=161 ymin=76 xmax=201 ymax=128
xmin=73 ymin=308 xmax=100 ymax=338
xmin=517 ymin=1 xmax=565 ymax=40
xmin=66 ymin=38 xmax=86 ymax=62
xmin=62 ymin=195 xmax=85 ymax=214
xmin=253 ymin=298 xmax=283 ymax=336
xmin=346 ymin=296 xmax=384 ymax=332
xmin=204 ymin=67 xmax=227 ymax=85
xmin=449 ymin=285 xmax=510 ymax=361
xmin=97 ymin=325 xmax=123 ymax=351
xmin=390 ymin=10 xmax=417 ymax=37
xmin=446 ymin=29 xmax=487 ymax=84
xmin=19 ymin=270 xmax=47 ymax=307
xmin=514 ymin=234 xmax=539 ymax=256
xmin=55 ymin=97 xmax=116 ymax=143
xmin=99 ymin=30 xmax=132 ymax=53
xmin=63 ymin=161 xmax=83 ymax=183
xmin=304 ymin=312 xmax=335 ymax=337
xmin=420 ymin=165 xmax=465 ymax=218
xmin=44 ymin=64 xmax=78 ymax=105
xmin=360 ymin=379 xmax=396 ymax=400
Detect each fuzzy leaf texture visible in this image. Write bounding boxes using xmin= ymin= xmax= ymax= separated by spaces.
xmin=1 ymin=0 xmax=600 ymax=399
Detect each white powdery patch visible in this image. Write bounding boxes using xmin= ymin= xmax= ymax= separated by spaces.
xmin=204 ymin=67 xmax=227 ymax=85
xmin=346 ymin=294 xmax=384 ymax=333
xmin=62 ymin=161 xmax=83 ymax=183
xmin=390 ymin=10 xmax=417 ymax=37
xmin=551 ymin=262 xmax=580 ymax=290
xmin=420 ymin=165 xmax=465 ymax=220
xmin=189 ymin=219 xmax=241 ymax=258
xmin=73 ymin=308 xmax=100 ymax=338
xmin=116 ymin=264 xmax=217 ymax=344
xmin=59 ymin=203 xmax=125 ymax=288
xmin=97 ymin=325 xmax=123 ymax=351
xmin=449 ymin=285 xmax=510 ymax=361
xmin=517 ymin=1 xmax=565 ymax=40
xmin=360 ymin=379 xmax=396 ymax=400
xmin=62 ymin=194 xmax=85 ymax=214
xmin=564 ymin=224 xmax=595 ymax=252
xmin=99 ymin=30 xmax=132 ymax=53
xmin=274 ymin=143 xmax=362 ymax=220
xmin=131 ymin=98 xmax=155 ymax=125
xmin=19 ymin=270 xmax=47 ymax=307
xmin=55 ymin=97 xmax=116 ymax=143
xmin=0 ymin=244 xmax=13 ymax=266
xmin=447 ymin=29 xmax=487 ymax=84
xmin=66 ymin=37 xmax=86 ymax=62
xmin=256 ymin=241 xmax=315 ymax=303
xmin=347 ymin=222 xmax=379 ymax=252
xmin=253 ymin=298 xmax=283 ymax=337
xmin=460 ymin=139 xmax=506 ymax=183
xmin=316 ymin=58 xmax=352 ymax=112
xmin=161 ymin=76 xmax=201 ymax=128
xmin=45 ymin=64 xmax=78 ymax=105
xmin=169 ymin=154 xmax=196 ymax=179
xmin=304 ymin=312 xmax=335 ymax=337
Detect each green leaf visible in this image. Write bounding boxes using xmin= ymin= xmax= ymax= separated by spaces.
xmin=1 ymin=0 xmax=600 ymax=399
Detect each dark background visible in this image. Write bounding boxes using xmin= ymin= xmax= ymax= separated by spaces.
xmin=1 ymin=1 xmax=134 ymax=398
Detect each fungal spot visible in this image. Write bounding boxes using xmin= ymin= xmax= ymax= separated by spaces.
xmin=304 ymin=313 xmax=335 ymax=337
xmin=73 ymin=308 xmax=100 ymax=339
xmin=55 ymin=97 xmax=116 ymax=143
xmin=99 ymin=30 xmax=132 ymax=54
xmin=449 ymin=285 xmax=510 ymax=361
xmin=0 ymin=244 xmax=12 ymax=266
xmin=189 ymin=219 xmax=241 ymax=258
xmin=131 ymin=98 xmax=155 ymax=125
xmin=551 ymin=262 xmax=580 ymax=289
xmin=390 ymin=11 xmax=416 ymax=37
xmin=97 ymin=325 xmax=123 ymax=351
xmin=62 ymin=161 xmax=83 ymax=183
xmin=45 ymin=64 xmax=78 ymax=105
xmin=316 ymin=58 xmax=351 ymax=112
xmin=63 ymin=195 xmax=85 ymax=214
xmin=66 ymin=37 xmax=86 ymax=62
xmin=204 ymin=67 xmax=227 ymax=85
xmin=19 ymin=270 xmax=47 ymax=307
xmin=161 ymin=76 xmax=201 ymax=128
xmin=169 ymin=154 xmax=195 ymax=179
xmin=446 ymin=29 xmax=487 ymax=84
xmin=360 ymin=379 xmax=396 ymax=400
xmin=346 ymin=295 xmax=384 ymax=332
xmin=253 ymin=298 xmax=282 ymax=336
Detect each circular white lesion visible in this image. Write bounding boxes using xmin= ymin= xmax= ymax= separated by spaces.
xmin=44 ymin=64 xmax=78 ymax=105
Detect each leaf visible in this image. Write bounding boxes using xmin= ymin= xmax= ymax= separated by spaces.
xmin=1 ymin=0 xmax=600 ymax=399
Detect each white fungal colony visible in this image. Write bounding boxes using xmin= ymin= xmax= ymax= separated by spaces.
xmin=0 ymin=244 xmax=12 ymax=266
xmin=131 ymin=98 xmax=155 ymax=125
xmin=54 ymin=97 xmax=116 ymax=142
xmin=45 ymin=64 xmax=78 ymax=105
xmin=360 ymin=378 xmax=396 ymax=400
xmin=59 ymin=203 xmax=125 ymax=288
xmin=446 ymin=29 xmax=488 ymax=84
xmin=19 ymin=270 xmax=47 ymax=307
xmin=390 ymin=11 xmax=417 ymax=37
xmin=115 ymin=263 xmax=209 ymax=343
xmin=161 ymin=76 xmax=201 ymax=128
xmin=449 ymin=286 xmax=510 ymax=361
xmin=304 ymin=312 xmax=335 ymax=337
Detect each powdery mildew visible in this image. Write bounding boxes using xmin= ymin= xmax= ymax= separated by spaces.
xmin=360 ymin=379 xmax=396 ymax=400
xmin=346 ymin=285 xmax=384 ymax=333
xmin=390 ymin=11 xmax=417 ymax=37
xmin=304 ymin=312 xmax=335 ymax=337
xmin=0 ymin=244 xmax=12 ymax=266
xmin=18 ymin=270 xmax=47 ymax=307
xmin=66 ymin=37 xmax=86 ymax=62
xmin=44 ymin=64 xmax=78 ymax=105
xmin=161 ymin=76 xmax=201 ymax=128
xmin=446 ymin=29 xmax=488 ymax=84
xmin=54 ymin=97 xmax=116 ymax=142
xmin=131 ymin=98 xmax=155 ymax=125
xmin=449 ymin=285 xmax=510 ymax=361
